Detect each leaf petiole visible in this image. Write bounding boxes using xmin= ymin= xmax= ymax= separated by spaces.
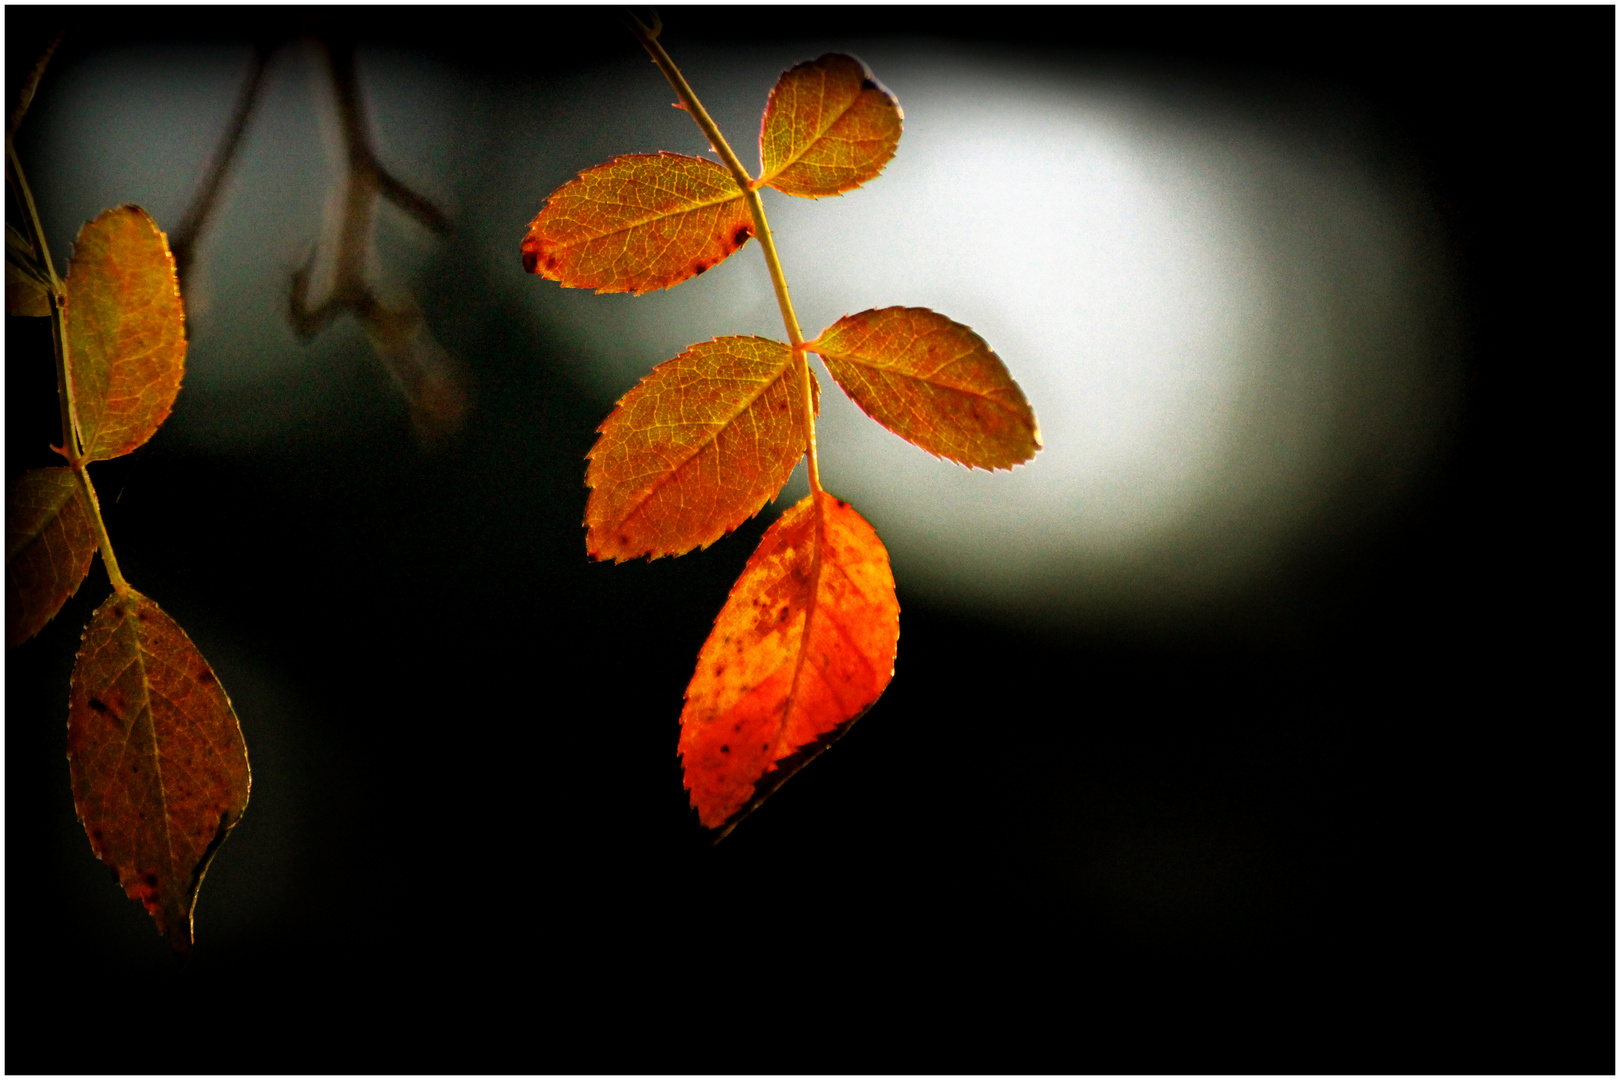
xmin=7 ymin=139 xmax=130 ymax=596
xmin=626 ymin=16 xmax=824 ymax=496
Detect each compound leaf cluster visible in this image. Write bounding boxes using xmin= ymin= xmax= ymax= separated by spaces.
xmin=524 ymin=38 xmax=1039 ymax=835
xmin=6 ymin=196 xmax=250 ymax=953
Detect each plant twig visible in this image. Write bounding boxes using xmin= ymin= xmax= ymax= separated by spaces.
xmin=9 ymin=30 xmax=63 ymax=140
xmin=171 ymin=41 xmax=273 ymax=286
xmin=626 ymin=15 xmax=823 ymax=495
xmin=8 ymin=139 xmax=129 ymax=594
xmin=289 ymin=35 xmax=465 ymax=445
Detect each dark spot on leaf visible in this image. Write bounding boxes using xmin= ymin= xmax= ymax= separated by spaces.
xmin=721 ymin=745 xmax=730 ymax=754
xmin=88 ymin=698 xmax=109 ymax=714
xmin=715 ymin=664 xmax=726 ymax=677
xmin=197 ymin=670 xmax=215 ymax=684
xmin=861 ymin=78 xmax=878 ymax=91
xmin=733 ymin=226 xmax=751 ymax=247
xmin=693 ymin=262 xmax=708 ymax=276
xmin=143 ymin=872 xmax=158 ymax=888
xmin=734 ymin=723 xmax=743 ymax=732
xmin=131 ymin=765 xmax=139 ymax=773
xmin=522 ymin=249 xmax=538 ymax=273
xmin=762 ymin=742 xmax=770 ymax=751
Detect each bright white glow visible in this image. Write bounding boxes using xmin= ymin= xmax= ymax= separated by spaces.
xmin=28 ymin=43 xmax=1455 ymax=626
xmin=502 ymin=47 xmax=1457 ymax=622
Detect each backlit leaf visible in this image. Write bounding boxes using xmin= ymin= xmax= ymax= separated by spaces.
xmin=809 ymin=307 xmax=1041 ymax=470
xmin=679 ymin=490 xmax=899 ymax=833
xmin=522 ymin=153 xmax=753 ymax=295
xmin=6 ymin=222 xmax=51 ymax=316
xmin=63 ymin=205 xmax=186 ymax=461
xmin=6 ymin=467 xmax=96 ymax=647
xmin=758 ymin=54 xmax=903 ymax=199
xmin=67 ymin=590 xmax=251 ymax=954
xmin=586 ymin=336 xmax=818 ymax=562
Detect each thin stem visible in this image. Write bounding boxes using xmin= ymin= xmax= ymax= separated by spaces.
xmin=9 ymin=139 xmax=130 ymax=594
xmin=9 ymin=30 xmax=63 ymax=140
xmin=9 ymin=140 xmax=74 ymax=451
xmin=627 ymin=16 xmax=824 ymax=496
xmin=7 ymin=137 xmax=60 ymax=290
xmin=73 ymin=459 xmax=130 ymax=596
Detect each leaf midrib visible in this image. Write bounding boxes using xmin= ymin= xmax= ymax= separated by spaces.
xmin=759 ymin=73 xmax=870 ymax=187
xmin=7 ymin=475 xmax=76 ymax=563
xmin=821 ymin=347 xmax=1022 ymax=410
xmin=558 ymin=159 xmax=745 ymax=246
xmin=600 ymin=346 xmax=795 ymax=549
xmin=111 ymin=600 xmax=179 ymax=908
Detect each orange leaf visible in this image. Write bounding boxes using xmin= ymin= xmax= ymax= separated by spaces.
xmin=521 ymin=153 xmax=754 ymax=295
xmin=809 ymin=307 xmax=1041 ymax=470
xmin=586 ymin=336 xmax=818 ymax=562
xmin=63 ymin=205 xmax=186 ymax=461
xmin=67 ymin=590 xmax=250 ymax=953
xmin=6 ymin=467 xmax=96 ymax=647
xmin=758 ymin=54 xmax=903 ymax=199
xmin=679 ymin=490 xmax=899 ymax=834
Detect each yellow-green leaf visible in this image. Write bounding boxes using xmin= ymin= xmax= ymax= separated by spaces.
xmin=522 ymin=153 xmax=753 ymax=295
xmin=809 ymin=307 xmax=1041 ymax=470
xmin=585 ymin=336 xmax=818 ymax=562
xmin=67 ymin=590 xmax=250 ymax=954
xmin=759 ymin=54 xmax=903 ymax=199
xmin=63 ymin=205 xmax=186 ymax=461
xmin=6 ymin=467 xmax=96 ymax=647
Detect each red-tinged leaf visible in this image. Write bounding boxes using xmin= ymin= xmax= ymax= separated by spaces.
xmin=679 ymin=490 xmax=899 ymax=834
xmin=758 ymin=54 xmax=903 ymax=199
xmin=67 ymin=590 xmax=251 ymax=954
xmin=6 ymin=467 xmax=96 ymax=647
xmin=63 ymin=205 xmax=186 ymax=461
xmin=586 ymin=336 xmax=819 ymax=562
xmin=521 ymin=153 xmax=754 ymax=295
xmin=809 ymin=307 xmax=1041 ymax=470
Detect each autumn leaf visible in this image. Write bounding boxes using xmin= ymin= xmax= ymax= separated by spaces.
xmin=63 ymin=205 xmax=186 ymax=461
xmin=522 ymin=153 xmax=754 ymax=295
xmin=67 ymin=590 xmax=250 ymax=953
xmin=6 ymin=222 xmax=51 ymax=316
xmin=6 ymin=467 xmax=96 ymax=647
xmin=758 ymin=54 xmax=903 ymax=199
xmin=809 ymin=307 xmax=1041 ymax=470
xmin=586 ymin=336 xmax=819 ymax=562
xmin=679 ymin=490 xmax=899 ymax=834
